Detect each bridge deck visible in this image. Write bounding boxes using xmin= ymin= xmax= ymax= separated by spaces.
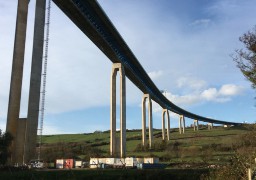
xmin=52 ymin=0 xmax=240 ymax=126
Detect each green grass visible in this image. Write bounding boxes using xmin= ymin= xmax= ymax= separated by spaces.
xmin=40 ymin=126 xmax=249 ymax=165
xmin=42 ymin=132 xmax=110 ymax=144
xmin=0 ymin=125 xmax=248 ymax=179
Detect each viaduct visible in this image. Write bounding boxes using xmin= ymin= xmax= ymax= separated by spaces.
xmin=6 ymin=0 xmax=241 ymax=165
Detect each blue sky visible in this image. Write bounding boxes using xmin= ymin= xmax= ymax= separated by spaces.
xmin=0 ymin=0 xmax=255 ymax=134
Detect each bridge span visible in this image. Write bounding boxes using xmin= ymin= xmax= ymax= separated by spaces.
xmin=52 ymin=0 xmax=240 ymax=126
xmin=6 ymin=0 xmax=241 ymax=164
xmin=52 ymin=0 xmax=241 ymax=157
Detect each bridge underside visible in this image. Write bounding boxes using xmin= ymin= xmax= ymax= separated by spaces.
xmin=6 ymin=0 xmax=241 ymax=165
xmin=52 ymin=0 xmax=240 ymax=126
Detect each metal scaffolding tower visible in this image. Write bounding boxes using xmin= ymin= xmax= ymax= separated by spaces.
xmin=38 ymin=0 xmax=51 ymax=160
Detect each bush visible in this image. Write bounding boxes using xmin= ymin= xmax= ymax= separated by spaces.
xmin=203 ymin=128 xmax=256 ymax=179
xmin=0 ymin=130 xmax=13 ymax=165
xmin=41 ymin=141 xmax=106 ymax=162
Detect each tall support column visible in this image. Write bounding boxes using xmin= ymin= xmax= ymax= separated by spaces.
xmin=142 ymin=94 xmax=153 ymax=148
xmin=24 ymin=0 xmax=46 ymax=163
xmin=162 ymin=109 xmax=170 ymax=141
xmin=208 ymin=123 xmax=213 ymax=130
xmin=142 ymin=95 xmax=146 ymax=146
xmin=16 ymin=118 xmax=27 ymax=164
xmin=110 ymin=65 xmax=116 ymax=156
xmin=120 ymin=64 xmax=126 ymax=158
xmin=182 ymin=116 xmax=185 ymax=134
xmin=179 ymin=115 xmax=185 ymax=134
xmin=166 ymin=110 xmax=170 ymax=140
xmin=193 ymin=120 xmax=199 ymax=131
xmin=6 ymin=0 xmax=29 ymax=165
xmin=179 ymin=116 xmax=182 ymax=134
xmin=161 ymin=110 xmax=166 ymax=141
xmin=148 ymin=97 xmax=153 ymax=149
xmin=196 ymin=120 xmax=199 ymax=131
xmin=110 ymin=63 xmax=126 ymax=158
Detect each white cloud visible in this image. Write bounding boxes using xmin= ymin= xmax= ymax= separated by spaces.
xmin=150 ymin=80 xmax=245 ymax=116
xmin=201 ymin=88 xmax=218 ymax=101
xmin=167 ymin=92 xmax=202 ymax=106
xmin=148 ymin=70 xmax=164 ymax=80
xmin=175 ymin=76 xmax=244 ymax=105
xmin=159 ymin=83 xmax=244 ymax=108
xmin=200 ymin=84 xmax=244 ymax=103
xmin=219 ymin=84 xmax=244 ymax=96
xmin=177 ymin=77 xmax=207 ymax=90
xmin=201 ymin=88 xmax=230 ymax=103
xmin=190 ymin=19 xmax=211 ymax=27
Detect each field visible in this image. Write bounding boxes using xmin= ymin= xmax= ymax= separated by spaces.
xmin=40 ymin=125 xmax=249 ymax=166
xmin=1 ymin=125 xmax=254 ymax=179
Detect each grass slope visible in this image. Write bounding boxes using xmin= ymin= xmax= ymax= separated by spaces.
xmin=40 ymin=125 xmax=248 ymax=165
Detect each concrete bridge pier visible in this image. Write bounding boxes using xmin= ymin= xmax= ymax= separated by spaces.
xmin=178 ymin=116 xmax=182 ymax=134
xmin=24 ymin=0 xmax=46 ymax=163
xmin=179 ymin=115 xmax=185 ymax=134
xmin=7 ymin=0 xmax=47 ymax=164
xmin=110 ymin=63 xmax=126 ymax=158
xmin=193 ymin=120 xmax=199 ymax=131
xmin=6 ymin=0 xmax=29 ymax=165
xmin=162 ymin=109 xmax=170 ymax=141
xmin=142 ymin=94 xmax=153 ymax=148
xmin=208 ymin=123 xmax=213 ymax=130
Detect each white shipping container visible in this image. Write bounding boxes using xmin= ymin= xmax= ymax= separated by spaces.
xmin=75 ymin=160 xmax=82 ymax=168
xmin=56 ymin=159 xmax=64 ymax=169
xmin=125 ymin=157 xmax=137 ymax=167
xmin=115 ymin=158 xmax=125 ymax=165
xmin=90 ymin=164 xmax=98 ymax=169
xmin=90 ymin=158 xmax=98 ymax=169
xmin=98 ymin=158 xmax=106 ymax=164
xmin=90 ymin=158 xmax=98 ymax=164
xmin=105 ymin=158 xmax=115 ymax=165
xmin=144 ymin=157 xmax=159 ymax=164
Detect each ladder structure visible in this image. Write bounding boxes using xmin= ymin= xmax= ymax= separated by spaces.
xmin=38 ymin=0 xmax=51 ymax=160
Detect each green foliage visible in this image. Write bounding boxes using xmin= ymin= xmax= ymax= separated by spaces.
xmin=205 ymin=152 xmax=255 ymax=180
xmin=166 ymin=141 xmax=182 ymax=158
xmin=233 ymin=26 xmax=256 ymax=89
xmin=42 ymin=141 xmax=105 ymax=162
xmin=134 ymin=140 xmax=170 ymax=153
xmin=0 ymin=129 xmax=13 ymax=165
xmin=203 ymin=126 xmax=256 ymax=179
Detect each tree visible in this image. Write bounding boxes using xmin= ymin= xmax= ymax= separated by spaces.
xmin=202 ymin=125 xmax=256 ymax=180
xmin=233 ymin=26 xmax=256 ymax=89
xmin=0 ymin=129 xmax=13 ymax=165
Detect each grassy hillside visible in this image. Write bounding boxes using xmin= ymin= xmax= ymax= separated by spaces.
xmin=1 ymin=125 xmax=253 ymax=179
xmin=40 ymin=125 xmax=249 ymax=166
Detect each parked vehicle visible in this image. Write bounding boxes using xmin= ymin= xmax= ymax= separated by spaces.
xmin=28 ymin=159 xmax=45 ymax=169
